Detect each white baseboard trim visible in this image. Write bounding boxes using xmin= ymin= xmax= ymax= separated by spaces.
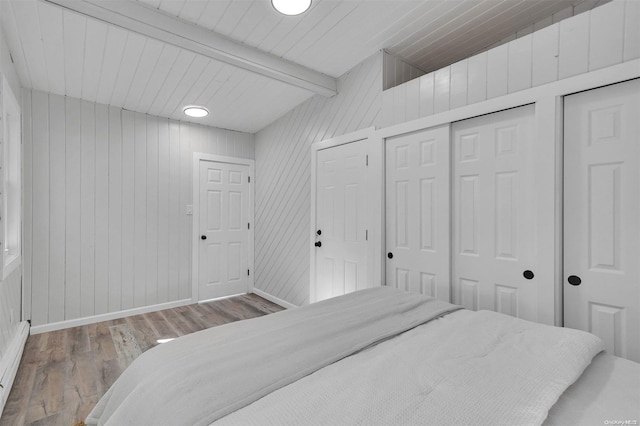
xmin=251 ymin=288 xmax=298 ymax=309
xmin=0 ymin=321 xmax=29 ymax=417
xmin=198 ymin=292 xmax=246 ymax=304
xmin=30 ymin=299 xmax=193 ymax=334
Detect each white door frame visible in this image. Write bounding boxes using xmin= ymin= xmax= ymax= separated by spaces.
xmin=309 ymin=127 xmax=383 ymax=303
xmin=191 ymin=153 xmax=255 ymax=303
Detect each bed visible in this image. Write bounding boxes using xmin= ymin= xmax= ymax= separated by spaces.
xmin=85 ymin=287 xmax=640 ymax=426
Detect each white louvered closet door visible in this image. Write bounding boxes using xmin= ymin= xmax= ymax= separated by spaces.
xmin=564 ymin=79 xmax=640 ymax=362
xmin=452 ymin=105 xmax=541 ymax=322
xmin=385 ymin=125 xmax=450 ymax=301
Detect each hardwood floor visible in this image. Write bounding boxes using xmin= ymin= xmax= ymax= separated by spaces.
xmin=0 ymin=294 xmax=284 ymax=426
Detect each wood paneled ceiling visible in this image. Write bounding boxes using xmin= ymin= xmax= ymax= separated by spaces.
xmin=1 ymin=0 xmax=605 ymax=133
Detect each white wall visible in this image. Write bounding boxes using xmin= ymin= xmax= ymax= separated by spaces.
xmin=382 ymin=1 xmax=609 ymax=91
xmin=381 ymin=0 xmax=639 ymax=127
xmin=22 ymin=89 xmax=254 ymax=327
xmin=479 ymin=1 xmax=612 ymax=60
xmin=383 ymin=51 xmax=426 ymax=91
xmin=254 ymin=52 xmax=382 ymax=306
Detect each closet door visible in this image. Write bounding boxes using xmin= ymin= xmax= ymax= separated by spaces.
xmin=452 ymin=105 xmax=540 ymax=321
xmin=385 ymin=125 xmax=450 ymax=301
xmin=564 ymin=79 xmax=640 ymax=362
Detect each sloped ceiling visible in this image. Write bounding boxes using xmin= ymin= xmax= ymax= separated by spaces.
xmin=0 ymin=0 xmax=606 ymax=133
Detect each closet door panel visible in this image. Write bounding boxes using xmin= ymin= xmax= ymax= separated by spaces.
xmin=385 ymin=125 xmax=450 ymax=301
xmin=564 ymin=78 xmax=640 ymax=362
xmin=452 ymin=105 xmax=540 ymax=322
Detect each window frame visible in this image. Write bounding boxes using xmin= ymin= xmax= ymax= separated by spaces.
xmin=1 ymin=74 xmax=21 ymax=280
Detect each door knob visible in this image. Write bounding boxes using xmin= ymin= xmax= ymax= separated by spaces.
xmin=387 ymin=252 xmax=393 ymax=259
xmin=314 ymin=241 xmax=322 ymax=247
xmin=316 ymin=229 xmax=322 ymax=236
xmin=523 ymin=270 xmax=534 ymax=280
xmin=201 ymin=235 xmax=207 ymax=240
xmin=568 ymin=275 xmax=582 ymax=286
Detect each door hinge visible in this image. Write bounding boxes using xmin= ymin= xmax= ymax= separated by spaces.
xmin=366 ymin=154 xmax=369 ymax=166
xmin=247 ymin=269 xmax=250 ymax=276
xmin=247 ymin=222 xmax=250 ymax=230
xmin=366 ymin=229 xmax=368 ymax=241
xmin=248 ymin=176 xmax=251 ymax=183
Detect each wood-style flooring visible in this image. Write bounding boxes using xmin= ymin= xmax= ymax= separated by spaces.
xmin=0 ymin=294 xmax=284 ymax=426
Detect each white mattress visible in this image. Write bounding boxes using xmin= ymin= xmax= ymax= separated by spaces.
xmin=545 ymin=352 xmax=640 ymax=425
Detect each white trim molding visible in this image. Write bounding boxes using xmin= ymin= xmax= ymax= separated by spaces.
xmin=309 ymin=127 xmax=383 ymax=303
xmin=30 ymin=299 xmax=193 ymax=335
xmin=379 ymin=60 xmax=640 ymax=140
xmin=191 ymin=153 xmax=256 ymax=303
xmin=252 ymin=288 xmax=298 ymax=310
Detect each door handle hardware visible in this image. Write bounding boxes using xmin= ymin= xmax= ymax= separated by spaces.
xmin=523 ymin=270 xmax=534 ymax=280
xmin=201 ymin=235 xmax=207 ymax=240
xmin=314 ymin=241 xmax=322 ymax=247
xmin=568 ymin=275 xmax=582 ymax=286
xmin=387 ymin=252 xmax=393 ymax=259
xmin=316 ymin=229 xmax=322 ymax=236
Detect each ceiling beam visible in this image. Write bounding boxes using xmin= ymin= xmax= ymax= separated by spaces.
xmin=43 ymin=0 xmax=338 ymax=97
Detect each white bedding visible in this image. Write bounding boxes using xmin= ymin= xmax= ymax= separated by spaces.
xmin=217 ymin=309 xmax=603 ymax=426
xmin=86 ymin=288 xmax=461 ymax=425
xmin=86 ymin=288 xmax=607 ymax=426
xmin=545 ymin=353 xmax=640 ymax=425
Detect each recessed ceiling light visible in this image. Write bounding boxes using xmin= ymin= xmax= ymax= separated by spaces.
xmin=271 ymin=0 xmax=311 ymax=16
xmin=183 ymin=105 xmax=209 ymax=118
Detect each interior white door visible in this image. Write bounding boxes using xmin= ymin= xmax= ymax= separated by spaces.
xmin=564 ymin=79 xmax=640 ymax=362
xmin=452 ymin=105 xmax=541 ymax=321
xmin=198 ymin=160 xmax=250 ymax=301
xmin=385 ymin=125 xmax=450 ymax=301
xmin=314 ymin=139 xmax=371 ymax=301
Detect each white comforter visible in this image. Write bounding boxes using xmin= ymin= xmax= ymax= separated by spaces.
xmin=86 ymin=287 xmax=604 ymax=426
xmin=86 ymin=288 xmax=461 ymax=425
xmin=217 ymin=309 xmax=604 ymax=426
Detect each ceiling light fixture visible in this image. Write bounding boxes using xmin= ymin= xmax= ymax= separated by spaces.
xmin=183 ymin=105 xmax=209 ymax=118
xmin=271 ymin=0 xmax=312 ymax=16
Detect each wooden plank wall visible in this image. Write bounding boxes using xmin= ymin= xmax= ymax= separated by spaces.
xmin=22 ymin=89 xmax=254 ymax=327
xmin=254 ymin=52 xmax=382 ymax=306
xmin=380 ymin=1 xmax=611 ymax=92
xmin=381 ymin=1 xmax=639 ymax=127
xmin=383 ymin=51 xmax=426 ymax=91
xmin=480 ymin=0 xmax=611 ymax=55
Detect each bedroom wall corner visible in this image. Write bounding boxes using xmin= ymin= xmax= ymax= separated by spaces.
xmin=253 ymin=51 xmax=383 ymax=307
xmin=22 ymin=89 xmax=255 ymax=330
